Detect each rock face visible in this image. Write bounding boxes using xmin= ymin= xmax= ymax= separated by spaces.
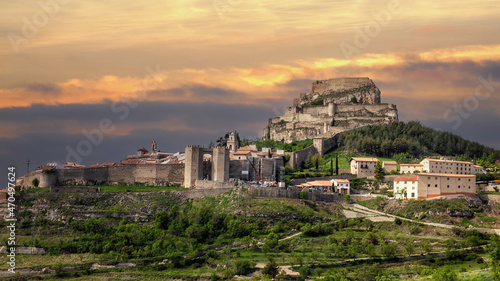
xmin=263 ymin=77 xmax=398 ymax=142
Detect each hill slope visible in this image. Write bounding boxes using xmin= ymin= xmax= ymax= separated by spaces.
xmin=338 ymin=121 xmax=500 ymax=166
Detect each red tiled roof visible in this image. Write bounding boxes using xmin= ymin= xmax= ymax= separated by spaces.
xmin=400 ymin=164 xmax=423 ymax=166
xmin=394 ymin=176 xmax=418 ymax=181
xmin=350 ymin=157 xmax=379 ymax=162
xmin=238 ymin=145 xmax=258 ymax=152
xmin=333 ymin=179 xmax=350 ymax=183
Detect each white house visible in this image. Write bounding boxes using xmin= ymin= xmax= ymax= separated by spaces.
xmin=332 ymin=179 xmax=350 ymax=194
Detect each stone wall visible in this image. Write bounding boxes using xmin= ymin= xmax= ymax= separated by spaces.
xmin=194 ymin=180 xmax=236 ymax=189
xmin=290 ymin=134 xmax=339 ymax=170
xmin=311 ymin=77 xmax=373 ymax=96
xmin=20 ymin=164 xmax=185 ymax=188
xmin=252 ymin=187 xmax=344 ymax=203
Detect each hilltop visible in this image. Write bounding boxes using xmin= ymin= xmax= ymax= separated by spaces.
xmin=262 ymin=77 xmax=398 ymax=142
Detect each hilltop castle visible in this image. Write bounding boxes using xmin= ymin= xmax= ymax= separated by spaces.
xmin=263 ymin=77 xmax=398 ymax=142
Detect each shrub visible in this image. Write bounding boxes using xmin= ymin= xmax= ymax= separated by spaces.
xmin=32 ymin=178 xmax=39 ymax=187
xmin=234 ymin=259 xmax=256 ymax=275
xmin=299 ymin=190 xmax=307 ymax=199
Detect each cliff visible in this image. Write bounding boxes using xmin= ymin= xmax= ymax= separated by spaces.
xmin=263 ymin=77 xmax=398 ymax=142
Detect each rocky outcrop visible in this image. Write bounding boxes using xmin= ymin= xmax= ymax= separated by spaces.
xmin=263 ymin=77 xmax=398 ymax=142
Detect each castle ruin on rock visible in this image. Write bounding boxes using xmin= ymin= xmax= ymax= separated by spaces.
xmin=262 ymin=77 xmax=398 ymax=142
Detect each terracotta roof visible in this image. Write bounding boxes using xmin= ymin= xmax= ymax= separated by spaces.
xmin=383 ymin=161 xmax=397 ymax=165
xmin=300 ymin=180 xmax=333 ymax=187
xmin=350 ymin=157 xmax=379 ymax=162
xmin=238 ymin=145 xmax=258 ymax=152
xmin=423 ymin=158 xmax=473 ymax=165
xmin=394 ymin=176 xmax=418 ymax=181
xmin=233 ymin=151 xmax=251 ymax=155
xmin=400 ymin=164 xmax=423 ymax=166
xmin=333 ymin=179 xmax=350 ymax=183
xmin=417 ymin=173 xmax=476 ymax=177
xmin=137 ymin=147 xmax=148 ymax=152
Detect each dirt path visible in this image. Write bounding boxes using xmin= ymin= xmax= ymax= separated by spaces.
xmin=344 ymin=203 xmax=500 ymax=235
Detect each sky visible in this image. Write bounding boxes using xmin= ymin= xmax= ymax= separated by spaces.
xmin=1 ymin=0 xmax=500 ymax=175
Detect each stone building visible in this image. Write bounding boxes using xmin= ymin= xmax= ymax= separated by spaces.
xmin=382 ymin=161 xmax=398 ymax=173
xmin=263 ymin=77 xmax=398 ymax=142
xmin=350 ymin=157 xmax=379 ymax=178
xmin=420 ymin=158 xmax=482 ymax=175
xmin=394 ymin=173 xmax=476 ymax=200
xmin=400 ymin=164 xmax=424 ymax=174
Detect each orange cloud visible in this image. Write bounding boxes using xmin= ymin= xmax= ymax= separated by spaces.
xmin=413 ymin=25 xmax=454 ymax=33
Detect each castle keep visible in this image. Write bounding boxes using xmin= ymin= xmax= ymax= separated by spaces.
xmin=263 ymin=77 xmax=398 ymax=142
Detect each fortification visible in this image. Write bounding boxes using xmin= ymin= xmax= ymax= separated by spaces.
xmin=184 ymin=145 xmax=230 ymax=188
xmin=263 ymin=77 xmax=398 ymax=142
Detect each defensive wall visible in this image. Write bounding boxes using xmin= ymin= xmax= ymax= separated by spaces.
xmin=251 ymin=187 xmax=344 ymax=203
xmin=311 ymin=77 xmax=373 ymax=95
xmin=290 ymin=134 xmax=340 ymax=170
xmin=20 ymin=164 xmax=185 ymax=188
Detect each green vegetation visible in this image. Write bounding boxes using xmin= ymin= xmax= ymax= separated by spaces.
xmin=2 ymin=187 xmax=500 ymax=280
xmin=302 ymin=97 xmax=324 ymax=108
xmin=338 ymin=121 xmax=500 ymax=167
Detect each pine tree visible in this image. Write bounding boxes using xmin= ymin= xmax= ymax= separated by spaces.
xmin=374 ymin=161 xmax=384 ymax=178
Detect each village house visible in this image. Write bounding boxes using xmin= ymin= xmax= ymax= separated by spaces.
xmin=420 ymin=158 xmax=478 ymax=175
xmin=350 ymin=157 xmax=379 ymax=178
xmin=382 ymin=161 xmax=398 ymax=173
xmin=400 ymin=164 xmax=424 ymax=174
xmin=332 ymin=179 xmax=350 ymax=194
xmin=394 ymin=173 xmax=476 ymax=200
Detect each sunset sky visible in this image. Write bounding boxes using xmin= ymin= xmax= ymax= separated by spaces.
xmin=1 ymin=0 xmax=499 ymax=173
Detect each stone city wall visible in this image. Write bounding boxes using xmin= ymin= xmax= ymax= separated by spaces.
xmin=252 ymin=187 xmax=344 ymax=203
xmin=20 ymin=164 xmax=185 ymax=188
xmin=311 ymin=77 xmax=372 ymax=94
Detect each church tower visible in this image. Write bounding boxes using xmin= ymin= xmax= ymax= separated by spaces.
xmin=226 ymin=132 xmax=239 ymax=153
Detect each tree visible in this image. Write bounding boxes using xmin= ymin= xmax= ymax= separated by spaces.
xmin=351 ymin=97 xmax=358 ymax=104
xmin=374 ymin=161 xmax=384 ymax=178
xmin=491 ymin=235 xmax=500 ymax=280
xmin=262 ymin=258 xmax=279 ymax=278
xmin=404 ymin=241 xmax=414 ymax=256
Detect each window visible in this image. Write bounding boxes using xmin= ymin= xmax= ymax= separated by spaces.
xmin=447 ymin=178 xmax=450 ymax=180
xmin=427 ymin=184 xmax=430 ymax=187
xmin=428 ymin=177 xmax=430 ymax=179
xmin=458 ymin=178 xmax=461 ymax=181
xmin=458 ymin=185 xmax=460 ymax=188
xmin=435 ymin=177 xmax=438 ymax=180
xmin=447 ymin=185 xmax=450 ymax=188
xmin=435 ymin=184 xmax=438 ymax=187
xmin=411 ymin=193 xmax=415 ymax=198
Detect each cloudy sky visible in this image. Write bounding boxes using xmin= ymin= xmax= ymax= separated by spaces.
xmin=1 ymin=0 xmax=499 ymax=174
